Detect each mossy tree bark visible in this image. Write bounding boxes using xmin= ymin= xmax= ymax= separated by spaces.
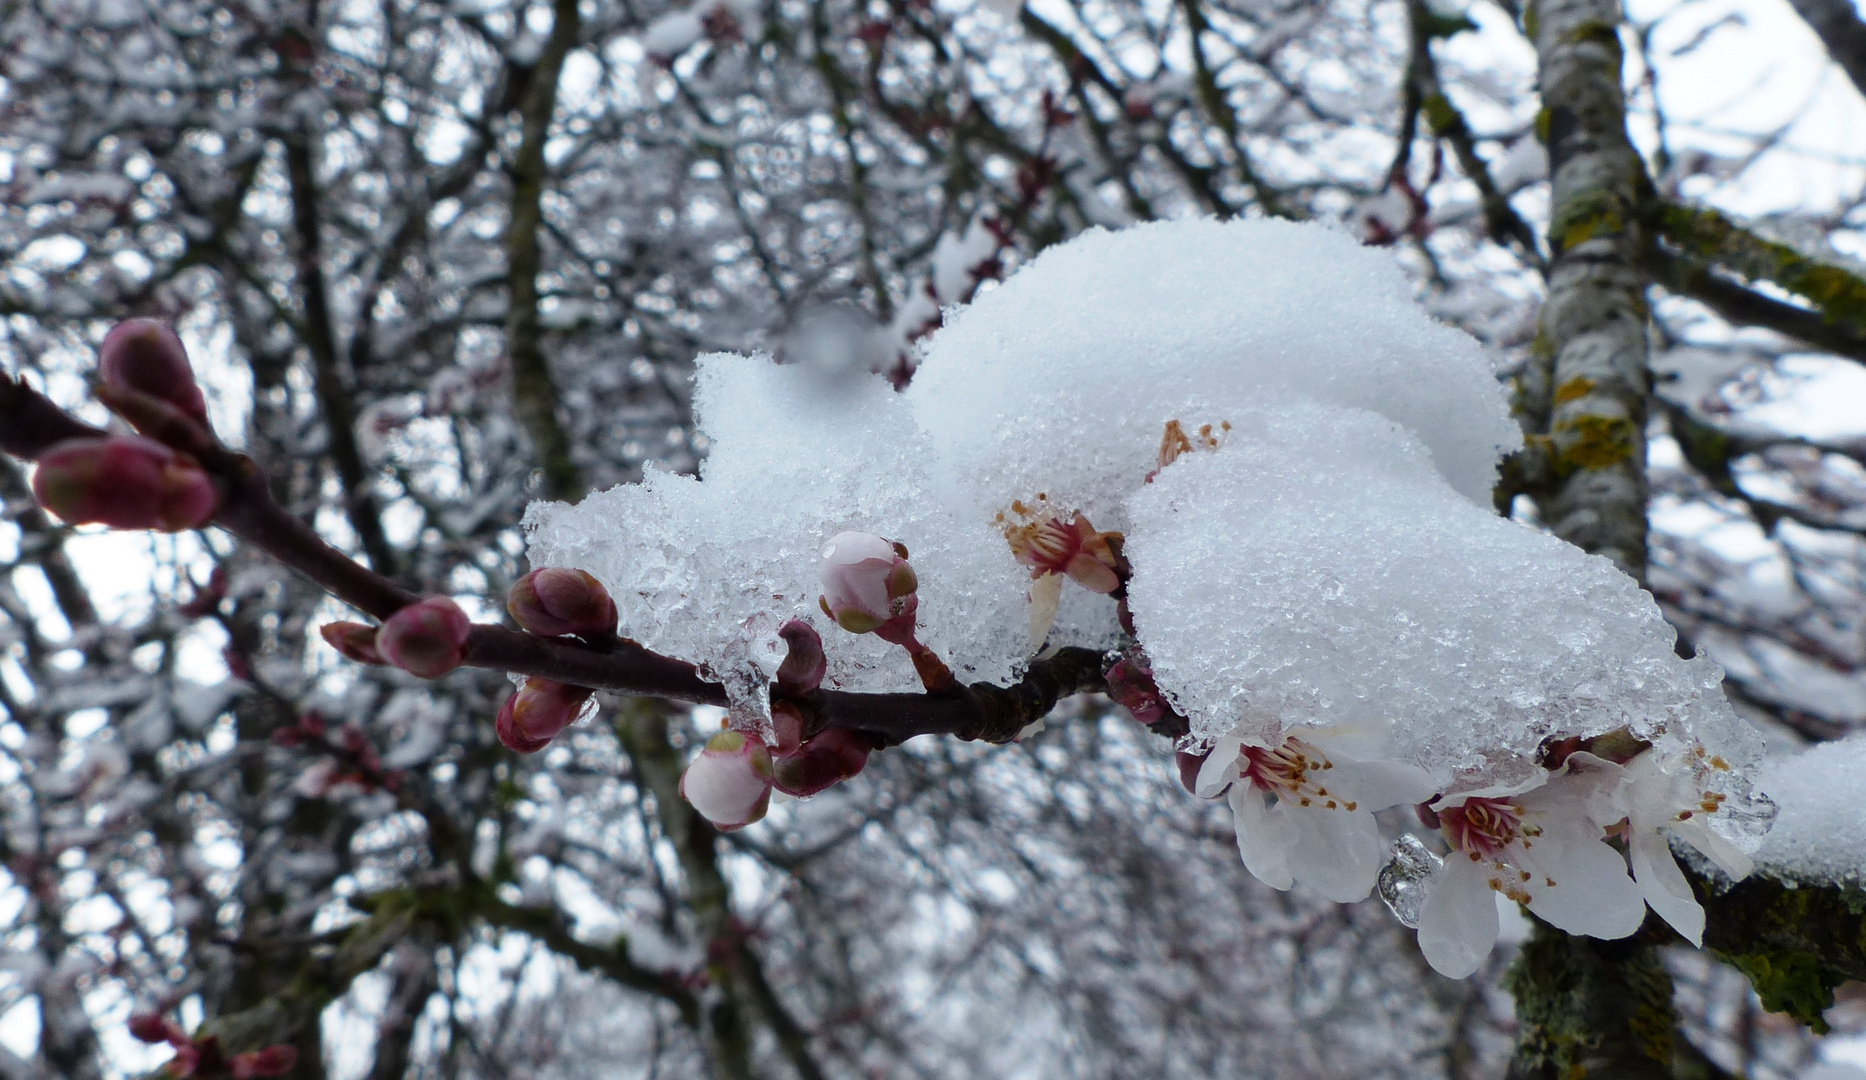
xmin=1512 ymin=3 xmax=1678 ymax=1077
xmin=1526 ymin=0 xmax=1655 ymax=582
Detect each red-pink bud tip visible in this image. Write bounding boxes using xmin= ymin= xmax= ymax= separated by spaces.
xmin=32 ymin=436 xmax=217 ymax=531
xmin=507 ymin=567 xmax=618 ymax=638
xmin=319 ymin=621 xmax=385 ymax=665
xmin=775 ymin=619 xmax=827 ymax=697
xmin=128 ymin=1014 xmax=183 ymax=1045
xmin=679 ymin=730 xmax=774 ymax=831
xmin=99 ymin=319 xmax=209 ymax=423
xmin=496 ymin=678 xmax=594 ymax=753
xmin=773 ymin=727 xmax=872 ymax=798
xmin=376 ymin=596 xmax=471 ymax=678
xmin=1105 ymin=654 xmax=1169 ymax=726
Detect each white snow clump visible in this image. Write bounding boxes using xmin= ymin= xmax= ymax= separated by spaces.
xmin=524 ymin=217 xmax=1776 ymax=974
xmin=1754 ymin=734 xmax=1866 ymax=887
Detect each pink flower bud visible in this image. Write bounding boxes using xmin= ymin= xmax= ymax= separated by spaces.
xmin=773 ymin=727 xmax=872 ymax=798
xmin=496 ymin=678 xmax=593 ymax=753
xmin=679 ymin=730 xmax=774 ymax=832
xmin=818 ymin=531 xmax=917 ymax=636
xmin=99 ymin=319 xmax=209 ymax=423
xmin=376 ymin=596 xmax=471 ymax=678
xmin=319 ymin=621 xmax=385 ymax=665
xmin=507 ymin=567 xmax=618 ymax=637
xmin=128 ymin=1014 xmax=185 ymax=1046
xmin=32 ymin=436 xmax=217 ymax=531
xmin=1105 ymin=653 xmax=1168 ymax=726
xmin=775 ymin=619 xmax=826 ymax=697
xmin=231 ymin=1046 xmax=298 ymax=1078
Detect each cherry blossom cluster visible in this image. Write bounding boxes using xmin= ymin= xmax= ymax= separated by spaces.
xmin=1172 ymin=723 xmax=1756 ymax=977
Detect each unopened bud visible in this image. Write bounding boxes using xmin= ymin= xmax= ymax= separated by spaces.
xmin=376 ymin=596 xmax=471 ymax=678
xmin=507 ymin=567 xmax=618 ymax=638
xmin=32 ymin=436 xmax=217 ymax=531
xmin=1104 ymin=653 xmax=1168 ymax=726
xmin=775 ymin=619 xmax=826 ymax=697
xmin=231 ymin=1046 xmax=298 ymax=1079
xmin=319 ymin=621 xmax=384 ymax=665
xmin=818 ymin=531 xmax=917 ymax=636
xmin=773 ymin=728 xmax=872 ymax=798
xmin=496 ymin=678 xmax=594 ymax=753
xmin=99 ymin=319 xmax=208 ymax=423
xmin=128 ymin=1014 xmax=182 ymax=1045
xmin=679 ymin=730 xmax=773 ymax=832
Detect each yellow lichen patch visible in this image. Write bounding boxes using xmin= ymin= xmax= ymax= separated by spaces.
xmin=1553 ymin=376 xmax=1596 ymax=406
xmin=1562 ymin=209 xmax=1622 ymax=251
xmin=1554 ymin=414 xmax=1636 ymax=473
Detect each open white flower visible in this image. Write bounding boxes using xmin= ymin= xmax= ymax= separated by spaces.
xmin=1416 ymin=770 xmax=1646 ymax=979
xmin=1571 ymin=748 xmax=1756 ymax=946
xmin=1195 ymin=730 xmax=1436 ymax=903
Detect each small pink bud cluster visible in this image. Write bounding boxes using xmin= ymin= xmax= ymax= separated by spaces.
xmin=676 ymin=714 xmax=876 ymax=832
xmin=376 ymin=596 xmax=472 ymax=678
xmin=128 ymin=1012 xmax=297 ymax=1078
xmin=818 ymin=531 xmax=918 ymax=638
xmin=771 ymin=701 xmax=872 ymax=798
xmin=32 ymin=435 xmax=217 ymax=531
xmin=507 ymin=567 xmax=617 ymax=638
xmin=488 ymin=569 xmax=620 ymax=753
xmin=497 ymin=678 xmax=594 ymax=753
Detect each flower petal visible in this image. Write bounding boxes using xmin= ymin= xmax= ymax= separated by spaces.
xmin=1326 ymin=757 xmax=1439 ymax=811
xmin=1416 ymin=856 xmax=1501 ymax=979
xmin=1195 ymin=736 xmax=1243 ymax=798
xmin=1512 ymin=819 xmax=1645 ymax=940
xmin=1630 ymin=827 xmax=1705 ymax=946
xmin=1228 ymin=784 xmax=1294 ymax=890
xmin=1283 ymin=804 xmax=1384 ymax=902
xmin=1671 ymin=817 xmax=1754 ymax=881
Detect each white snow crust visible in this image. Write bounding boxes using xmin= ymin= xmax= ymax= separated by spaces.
xmin=1123 ymin=398 xmax=1761 ymax=792
xmin=525 ymin=217 xmax=1768 ymax=819
xmin=1755 ymin=735 xmax=1866 ymax=886
xmin=905 ymin=217 xmax=1522 ymax=517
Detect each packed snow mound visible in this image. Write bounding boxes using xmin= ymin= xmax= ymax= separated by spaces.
xmin=1755 ymin=735 xmax=1866 ymax=886
xmin=906 ymin=217 xmax=1522 ymax=522
xmin=1124 ymin=399 xmax=1762 ymax=791
xmin=525 ymin=216 xmax=1764 ymax=826
xmin=524 ymin=356 xmax=1029 ymax=708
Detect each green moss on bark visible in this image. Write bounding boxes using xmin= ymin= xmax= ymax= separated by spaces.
xmin=1659 ymin=204 xmax=1866 ymax=334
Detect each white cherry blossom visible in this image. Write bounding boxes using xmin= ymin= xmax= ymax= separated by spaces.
xmin=1416 ymin=770 xmax=1646 ymax=979
xmin=1195 ymin=730 xmax=1436 ymax=903
xmin=1570 ymin=748 xmax=1757 ymax=946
